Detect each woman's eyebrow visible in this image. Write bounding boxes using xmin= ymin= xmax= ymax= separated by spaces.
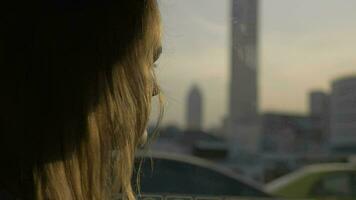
xmin=154 ymin=46 xmax=162 ymax=62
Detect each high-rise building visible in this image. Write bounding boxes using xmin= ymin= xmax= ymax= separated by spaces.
xmin=329 ymin=75 xmax=356 ymax=154
xmin=228 ymin=0 xmax=260 ymax=153
xmin=310 ymin=91 xmax=329 ymax=117
xmin=230 ymin=0 xmax=259 ymax=123
xmin=186 ymin=85 xmax=203 ymax=130
xmin=309 ymin=91 xmax=330 ymax=150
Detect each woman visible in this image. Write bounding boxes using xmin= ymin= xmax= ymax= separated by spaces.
xmin=0 ymin=0 xmax=162 ymax=199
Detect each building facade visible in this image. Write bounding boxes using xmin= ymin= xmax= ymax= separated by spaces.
xmin=329 ymin=75 xmax=356 ymax=154
xmin=228 ymin=0 xmax=260 ymax=152
xmin=309 ymin=91 xmax=330 ymax=151
xmin=310 ymin=91 xmax=330 ymax=118
xmin=261 ymin=113 xmax=313 ymax=155
xmin=230 ymin=0 xmax=259 ymax=122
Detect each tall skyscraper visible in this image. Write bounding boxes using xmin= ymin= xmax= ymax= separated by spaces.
xmin=228 ymin=0 xmax=260 ymax=153
xmin=186 ymin=85 xmax=203 ymax=130
xmin=230 ymin=0 xmax=259 ymax=123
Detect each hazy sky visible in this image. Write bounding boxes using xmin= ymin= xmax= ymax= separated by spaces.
xmin=151 ymin=0 xmax=356 ymax=130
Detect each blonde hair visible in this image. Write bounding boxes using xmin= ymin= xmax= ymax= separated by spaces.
xmin=0 ymin=1 xmax=161 ymax=199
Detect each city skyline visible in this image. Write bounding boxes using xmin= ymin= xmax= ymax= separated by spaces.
xmin=152 ymin=0 xmax=356 ymax=129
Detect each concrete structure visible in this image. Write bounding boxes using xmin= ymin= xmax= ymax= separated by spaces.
xmin=261 ymin=113 xmax=313 ymax=155
xmin=310 ymin=91 xmax=330 ymax=118
xmin=228 ymin=123 xmax=261 ymax=153
xmin=230 ymin=0 xmax=259 ymax=122
xmin=228 ymin=0 xmax=260 ymax=152
xmin=186 ymin=85 xmax=203 ymax=130
xmin=309 ymin=91 xmax=330 ymax=151
xmin=329 ymin=75 xmax=356 ymax=154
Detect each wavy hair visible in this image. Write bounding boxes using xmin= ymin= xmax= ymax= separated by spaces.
xmin=0 ymin=1 xmax=161 ymax=199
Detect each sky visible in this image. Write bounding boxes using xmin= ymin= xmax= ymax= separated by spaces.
xmin=150 ymin=0 xmax=356 ymax=130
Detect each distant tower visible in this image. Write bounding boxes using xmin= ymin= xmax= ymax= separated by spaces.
xmin=186 ymin=85 xmax=203 ymax=130
xmin=230 ymin=0 xmax=259 ymax=123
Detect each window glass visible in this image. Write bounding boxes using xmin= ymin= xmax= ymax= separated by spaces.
xmin=147 ymin=0 xmax=356 ymax=197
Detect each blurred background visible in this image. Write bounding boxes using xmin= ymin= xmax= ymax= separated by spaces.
xmin=143 ymin=0 xmax=356 ymax=198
